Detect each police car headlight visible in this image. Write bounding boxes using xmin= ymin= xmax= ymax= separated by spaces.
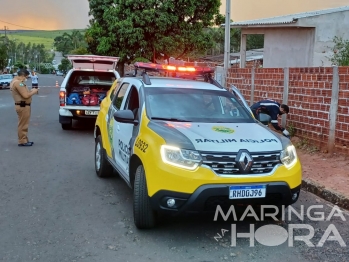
xmin=160 ymin=145 xmax=202 ymax=170
xmin=280 ymin=145 xmax=297 ymax=168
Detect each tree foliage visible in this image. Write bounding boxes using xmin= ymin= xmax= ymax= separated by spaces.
xmin=0 ymin=38 xmax=8 ymax=72
xmin=58 ymin=58 xmax=72 ymax=73
xmin=54 ymin=30 xmax=87 ymax=55
xmin=70 ymin=47 xmax=90 ymax=55
xmin=330 ymin=36 xmax=349 ymax=66
xmin=0 ymin=36 xmax=53 ymax=72
xmin=86 ymin=0 xmax=221 ymax=75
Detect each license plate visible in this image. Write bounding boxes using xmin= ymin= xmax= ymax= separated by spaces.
xmin=229 ymin=185 xmax=266 ymax=199
xmin=85 ymin=110 xmax=99 ymax=115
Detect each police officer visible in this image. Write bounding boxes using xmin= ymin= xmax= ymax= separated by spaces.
xmin=250 ymin=99 xmax=290 ymax=138
xmin=10 ymin=69 xmax=39 ymax=146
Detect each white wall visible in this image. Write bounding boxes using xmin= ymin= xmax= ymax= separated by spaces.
xmin=299 ymin=11 xmax=349 ymax=66
xmin=241 ymin=28 xmax=315 ymax=68
xmin=262 ymin=28 xmax=315 ymax=68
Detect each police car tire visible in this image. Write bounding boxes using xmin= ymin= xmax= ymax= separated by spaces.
xmin=133 ymin=165 xmax=156 ymax=229
xmin=95 ymin=136 xmax=113 ymax=178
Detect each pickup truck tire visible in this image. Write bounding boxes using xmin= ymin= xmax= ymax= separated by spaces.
xmin=95 ymin=135 xmax=113 ymax=178
xmin=133 ymin=165 xmax=156 ymax=229
xmin=61 ymin=122 xmax=72 ymax=130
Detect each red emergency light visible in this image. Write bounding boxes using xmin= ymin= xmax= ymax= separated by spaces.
xmin=134 ymin=62 xmax=214 ymax=74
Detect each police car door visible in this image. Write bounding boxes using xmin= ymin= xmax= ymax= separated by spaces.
xmin=109 ymin=82 xmax=130 ymax=179
xmin=114 ymin=84 xmax=140 ymax=180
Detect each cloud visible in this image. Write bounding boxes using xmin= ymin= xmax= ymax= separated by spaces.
xmin=0 ymin=0 xmax=90 ymax=30
xmin=221 ymin=0 xmax=349 ymax=22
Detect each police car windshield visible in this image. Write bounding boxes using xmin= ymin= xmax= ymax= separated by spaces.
xmin=145 ymin=88 xmax=254 ymax=123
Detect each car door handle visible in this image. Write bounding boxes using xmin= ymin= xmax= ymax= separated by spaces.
xmin=116 ymin=125 xmax=120 ymax=131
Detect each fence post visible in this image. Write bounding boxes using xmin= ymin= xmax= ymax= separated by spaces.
xmin=250 ymin=66 xmax=255 ymax=106
xmin=282 ymin=67 xmax=289 ymax=128
xmin=328 ymin=66 xmax=339 ymax=154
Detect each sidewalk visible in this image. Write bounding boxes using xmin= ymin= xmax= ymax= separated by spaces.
xmin=295 ymin=140 xmax=349 ymax=210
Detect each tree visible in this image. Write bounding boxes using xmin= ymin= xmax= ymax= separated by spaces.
xmin=0 ymin=43 xmax=8 ymax=72
xmin=58 ymin=58 xmax=72 ymax=73
xmin=70 ymin=47 xmax=90 ymax=55
xmin=54 ymin=30 xmax=87 ymax=55
xmin=330 ymin=36 xmax=349 ymax=66
xmin=86 ymin=0 xmax=221 ymax=75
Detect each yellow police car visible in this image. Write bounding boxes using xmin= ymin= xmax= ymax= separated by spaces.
xmin=94 ymin=62 xmax=302 ymax=229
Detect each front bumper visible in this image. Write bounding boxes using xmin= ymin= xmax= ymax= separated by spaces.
xmin=0 ymin=82 xmax=10 ymax=88
xmin=149 ymin=182 xmax=301 ymax=215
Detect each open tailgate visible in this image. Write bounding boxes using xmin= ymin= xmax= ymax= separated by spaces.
xmin=67 ymin=55 xmax=120 ymax=71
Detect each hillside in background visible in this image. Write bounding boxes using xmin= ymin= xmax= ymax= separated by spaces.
xmin=0 ymin=30 xmax=85 ymax=50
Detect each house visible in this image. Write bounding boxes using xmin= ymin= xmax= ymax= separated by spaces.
xmin=198 ymin=48 xmax=264 ymax=68
xmin=225 ymin=6 xmax=349 ymax=68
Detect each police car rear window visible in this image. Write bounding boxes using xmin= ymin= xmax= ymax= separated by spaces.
xmin=144 ymin=88 xmax=254 ymax=123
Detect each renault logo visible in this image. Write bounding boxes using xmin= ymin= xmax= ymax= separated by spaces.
xmin=236 ymin=150 xmax=253 ymax=174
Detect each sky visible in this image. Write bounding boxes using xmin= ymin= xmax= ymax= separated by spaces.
xmin=0 ymin=0 xmax=91 ymax=30
xmin=222 ymin=0 xmax=349 ymax=21
xmin=0 ymin=0 xmax=348 ymax=30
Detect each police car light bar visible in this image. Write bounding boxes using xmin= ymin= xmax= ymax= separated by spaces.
xmin=134 ymin=62 xmax=214 ymax=74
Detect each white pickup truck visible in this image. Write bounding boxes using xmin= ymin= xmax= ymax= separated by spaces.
xmin=59 ymin=55 xmax=121 ymax=130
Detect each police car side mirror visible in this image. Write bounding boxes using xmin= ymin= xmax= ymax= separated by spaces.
xmin=258 ymin=113 xmax=271 ymax=126
xmin=113 ymin=110 xmax=138 ymax=125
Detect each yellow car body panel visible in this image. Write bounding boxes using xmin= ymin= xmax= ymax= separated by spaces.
xmin=131 ymin=110 xmax=302 ymax=197
xmin=95 ymin=79 xmax=119 ymax=157
xmin=95 ymin=77 xmax=302 ymax=215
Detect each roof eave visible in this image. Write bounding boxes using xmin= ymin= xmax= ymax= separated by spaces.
xmin=221 ymin=18 xmax=299 ymax=28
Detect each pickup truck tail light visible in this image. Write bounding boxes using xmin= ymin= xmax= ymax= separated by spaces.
xmin=59 ymin=91 xmax=66 ymax=106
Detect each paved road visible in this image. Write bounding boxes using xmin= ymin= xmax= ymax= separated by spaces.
xmin=0 ymin=75 xmax=348 ymax=262
xmin=53 ymin=52 xmax=64 ymax=66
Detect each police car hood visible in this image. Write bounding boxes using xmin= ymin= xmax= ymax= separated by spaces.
xmin=149 ymin=121 xmax=283 ymax=152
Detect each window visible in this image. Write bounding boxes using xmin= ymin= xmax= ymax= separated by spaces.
xmin=144 ymin=88 xmax=253 ymax=123
xmin=124 ymin=86 xmax=140 ymax=119
xmin=112 ymin=83 xmax=129 ymax=110
xmin=124 ymin=86 xmax=139 ymax=111
xmin=110 ymin=81 xmax=121 ymax=101
xmin=67 ymin=71 xmax=116 ymax=87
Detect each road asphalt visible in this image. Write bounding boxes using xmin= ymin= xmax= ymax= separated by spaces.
xmin=0 ymin=75 xmax=348 ymax=262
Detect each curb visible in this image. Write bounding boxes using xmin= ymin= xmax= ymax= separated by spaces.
xmin=301 ymin=178 xmax=349 ymax=210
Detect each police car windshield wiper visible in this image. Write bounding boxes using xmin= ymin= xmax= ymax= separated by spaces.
xmin=151 ymin=117 xmax=192 ymax=122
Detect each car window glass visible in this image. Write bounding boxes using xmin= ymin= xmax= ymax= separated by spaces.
xmin=123 ymin=86 xmax=139 ymax=110
xmin=110 ymin=81 xmax=121 ymax=101
xmin=112 ymin=83 xmax=129 ymax=110
xmin=145 ymin=88 xmax=253 ymax=123
xmin=220 ymin=97 xmax=243 ymax=117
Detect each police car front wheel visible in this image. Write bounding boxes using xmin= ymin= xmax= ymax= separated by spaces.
xmin=95 ymin=136 xmax=113 ymax=178
xmin=133 ymin=165 xmax=156 ymax=229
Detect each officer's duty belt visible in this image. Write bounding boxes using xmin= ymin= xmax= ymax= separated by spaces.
xmin=15 ymin=103 xmax=31 ymax=106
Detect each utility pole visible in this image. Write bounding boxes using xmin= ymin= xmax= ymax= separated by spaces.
xmin=223 ymin=0 xmax=231 ymax=89
xmin=4 ymin=26 xmax=7 ymax=36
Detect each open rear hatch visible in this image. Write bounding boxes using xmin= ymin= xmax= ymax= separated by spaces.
xmin=67 ymin=55 xmax=120 ymax=71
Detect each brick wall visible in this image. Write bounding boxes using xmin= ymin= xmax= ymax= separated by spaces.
xmin=226 ymin=66 xmax=349 ymax=154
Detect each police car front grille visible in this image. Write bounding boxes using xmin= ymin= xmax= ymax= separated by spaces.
xmin=200 ymin=152 xmax=281 ymax=175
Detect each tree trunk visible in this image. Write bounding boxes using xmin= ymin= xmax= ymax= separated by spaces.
xmin=118 ymin=63 xmax=125 ymax=77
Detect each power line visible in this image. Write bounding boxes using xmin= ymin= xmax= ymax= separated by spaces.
xmin=0 ymin=19 xmax=41 ymax=30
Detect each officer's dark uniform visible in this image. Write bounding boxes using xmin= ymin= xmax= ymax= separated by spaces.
xmin=250 ymin=100 xmax=285 ymax=132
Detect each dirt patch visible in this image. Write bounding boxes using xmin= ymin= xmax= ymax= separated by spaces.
xmin=292 ymin=137 xmax=349 ymax=199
